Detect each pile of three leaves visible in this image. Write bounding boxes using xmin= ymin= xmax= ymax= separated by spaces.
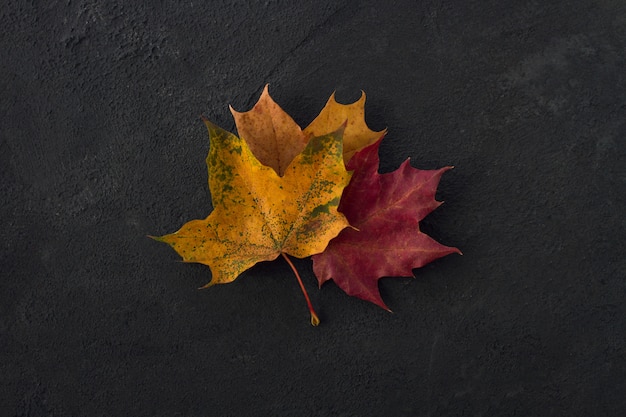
xmin=153 ymin=86 xmax=460 ymax=325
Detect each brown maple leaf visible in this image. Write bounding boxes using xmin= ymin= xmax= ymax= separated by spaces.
xmin=230 ymin=84 xmax=385 ymax=176
xmin=312 ymin=138 xmax=461 ymax=310
xmin=229 ymin=85 xmax=309 ymax=177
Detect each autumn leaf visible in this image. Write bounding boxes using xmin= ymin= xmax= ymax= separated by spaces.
xmin=229 ymin=85 xmax=309 ymax=176
xmin=153 ymin=87 xmax=459 ymax=325
xmin=304 ymin=91 xmax=386 ymax=164
xmin=231 ymin=84 xmax=384 ymax=175
xmin=312 ymin=139 xmax=461 ymax=310
xmin=153 ymin=120 xmax=352 ymax=324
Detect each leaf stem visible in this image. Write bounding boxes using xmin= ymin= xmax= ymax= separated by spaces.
xmin=281 ymin=252 xmax=320 ymax=326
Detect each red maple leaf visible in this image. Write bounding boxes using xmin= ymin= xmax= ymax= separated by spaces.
xmin=312 ymin=138 xmax=461 ymax=310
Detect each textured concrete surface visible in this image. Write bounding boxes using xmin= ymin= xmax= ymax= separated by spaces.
xmin=1 ymin=0 xmax=625 ymax=416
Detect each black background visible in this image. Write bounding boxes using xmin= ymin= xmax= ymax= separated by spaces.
xmin=2 ymin=1 xmax=625 ymax=416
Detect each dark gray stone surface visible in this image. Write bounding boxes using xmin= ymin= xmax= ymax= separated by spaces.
xmin=1 ymin=0 xmax=625 ymax=416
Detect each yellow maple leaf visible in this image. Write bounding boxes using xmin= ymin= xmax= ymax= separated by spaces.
xmin=230 ymin=84 xmax=385 ymax=176
xmin=152 ymin=120 xmax=352 ymax=324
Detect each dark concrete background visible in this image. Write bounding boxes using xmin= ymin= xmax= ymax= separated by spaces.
xmin=1 ymin=0 xmax=625 ymax=416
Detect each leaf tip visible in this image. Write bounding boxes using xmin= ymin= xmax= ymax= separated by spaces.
xmin=200 ymin=115 xmax=214 ymax=130
xmin=147 ymin=234 xmax=164 ymax=242
xmin=333 ymin=120 xmax=348 ymax=137
xmin=257 ymin=83 xmax=272 ymax=103
xmin=198 ymin=281 xmax=214 ymax=290
xmin=228 ymin=104 xmax=240 ymax=116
